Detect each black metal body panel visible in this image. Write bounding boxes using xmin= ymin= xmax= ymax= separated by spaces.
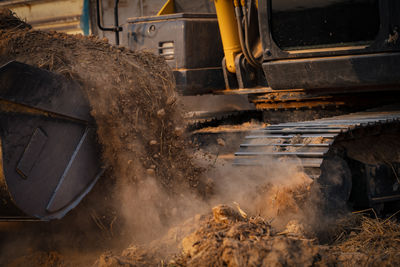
xmin=264 ymin=53 xmax=400 ymax=90
xmin=125 ymin=13 xmax=225 ymax=95
xmin=173 ymin=68 xmax=224 ymax=95
xmin=0 ymin=61 xmax=93 ymax=122
xmin=0 ymin=62 xmax=103 ymax=220
xmin=258 ymin=0 xmax=400 ymax=90
xmin=269 ymin=0 xmax=381 ymax=51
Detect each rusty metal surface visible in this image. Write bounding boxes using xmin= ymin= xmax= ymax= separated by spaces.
xmin=218 ymin=86 xmax=400 ymax=111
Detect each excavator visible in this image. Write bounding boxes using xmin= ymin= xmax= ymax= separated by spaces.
xmin=0 ymin=0 xmax=400 ymax=220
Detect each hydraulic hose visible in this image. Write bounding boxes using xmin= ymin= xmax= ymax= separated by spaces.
xmin=242 ymin=0 xmax=262 ymax=68
xmin=234 ymin=4 xmax=259 ymax=69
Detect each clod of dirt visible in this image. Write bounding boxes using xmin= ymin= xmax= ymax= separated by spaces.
xmin=149 ymin=140 xmax=158 ymax=146
xmin=174 ymin=127 xmax=184 ymax=137
xmin=279 ymin=220 xmax=307 ymax=237
xmin=212 ymin=204 xmax=245 ymax=224
xmin=217 ymin=138 xmax=226 ymax=146
xmin=156 ymin=108 xmax=166 ymax=118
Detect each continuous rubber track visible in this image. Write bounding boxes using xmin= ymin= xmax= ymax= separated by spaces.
xmin=234 ymin=106 xmax=400 ymax=183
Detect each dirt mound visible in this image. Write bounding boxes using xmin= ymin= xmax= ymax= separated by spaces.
xmin=96 ymin=205 xmax=320 ymax=267
xmin=93 ymin=205 xmax=400 ymax=267
xmin=174 ymin=205 xmax=319 ymax=267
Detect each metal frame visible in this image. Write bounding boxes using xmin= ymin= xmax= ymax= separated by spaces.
xmin=258 ymin=0 xmax=400 ymax=61
xmin=96 ymin=0 xmax=122 ymax=45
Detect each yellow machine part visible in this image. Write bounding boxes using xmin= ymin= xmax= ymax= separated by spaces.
xmin=157 ymin=0 xmax=175 ymax=16
xmin=214 ymin=0 xmax=242 ymax=73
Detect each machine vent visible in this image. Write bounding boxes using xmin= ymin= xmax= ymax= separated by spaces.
xmin=158 ymin=41 xmax=175 ymax=60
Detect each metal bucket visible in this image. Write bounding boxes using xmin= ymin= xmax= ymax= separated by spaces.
xmin=0 ymin=61 xmax=103 ymax=221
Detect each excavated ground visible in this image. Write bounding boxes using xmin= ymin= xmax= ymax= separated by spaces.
xmin=0 ymin=9 xmax=400 ymax=267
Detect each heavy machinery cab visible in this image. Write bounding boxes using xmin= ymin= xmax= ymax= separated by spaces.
xmin=259 ymin=0 xmax=400 ymax=90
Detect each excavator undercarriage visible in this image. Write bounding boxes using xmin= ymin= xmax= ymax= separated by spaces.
xmin=234 ymin=106 xmax=400 ymax=212
xmin=0 ymin=0 xmax=400 ymax=220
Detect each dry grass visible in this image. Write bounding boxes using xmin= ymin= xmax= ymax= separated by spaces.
xmin=338 ymin=217 xmax=400 ymax=250
xmin=325 ymin=211 xmax=400 ymax=266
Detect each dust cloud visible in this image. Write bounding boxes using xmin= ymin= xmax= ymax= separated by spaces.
xmin=207 ymin=158 xmax=316 ymax=225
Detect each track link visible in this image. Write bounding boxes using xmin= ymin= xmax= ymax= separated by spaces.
xmin=234 ymin=106 xmax=400 ymax=207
